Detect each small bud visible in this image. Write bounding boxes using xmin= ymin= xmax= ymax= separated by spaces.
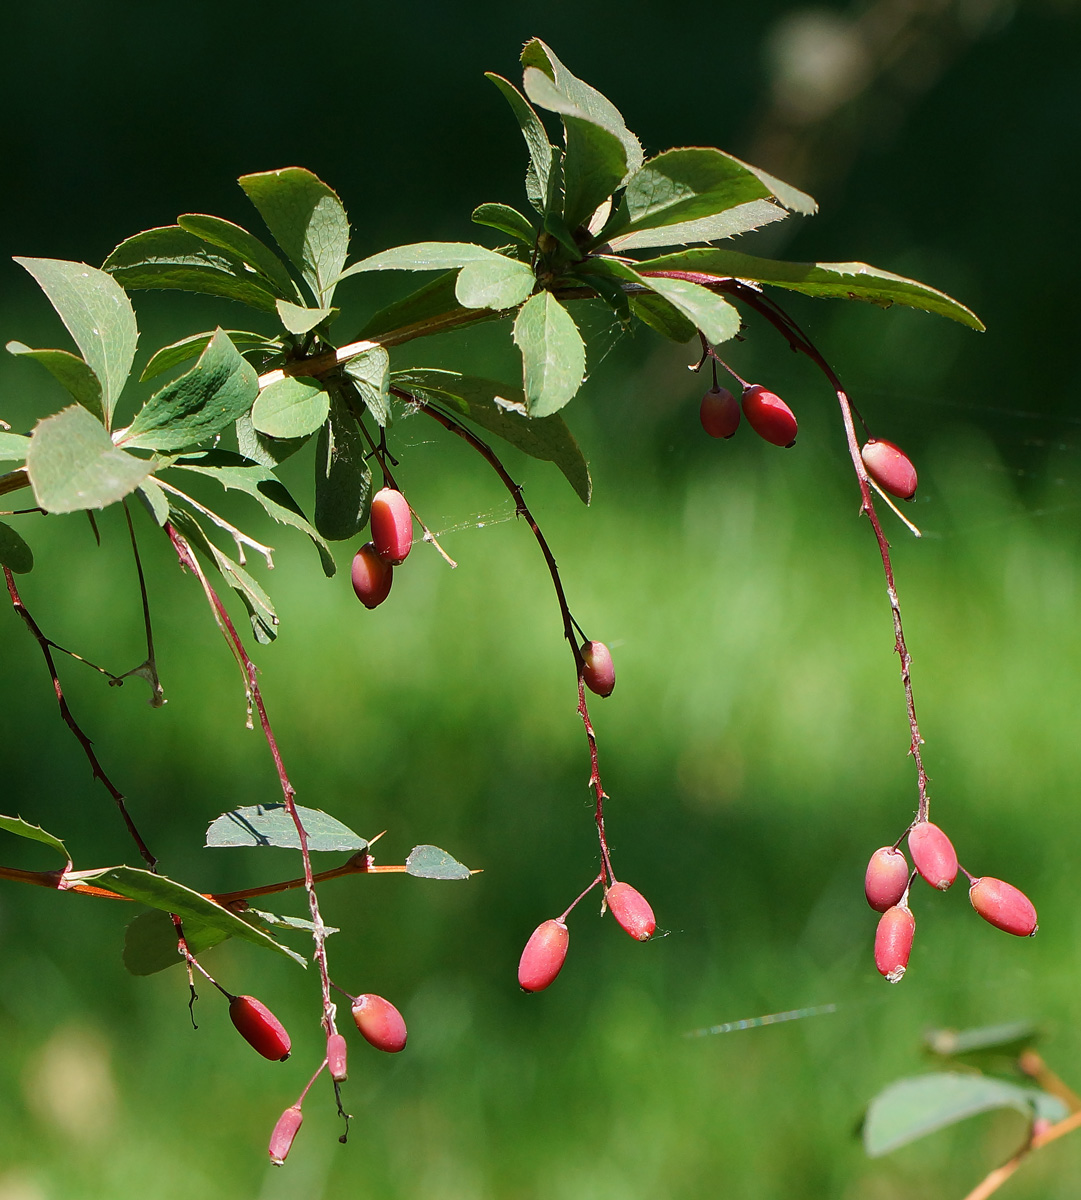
xmin=741 ymin=385 xmax=798 ymax=448
xmin=865 ymin=846 xmax=910 ymax=912
xmin=875 ymin=905 xmax=915 ymax=983
xmin=351 ymin=542 xmax=393 ymax=609
xmin=268 ymin=1104 xmax=303 ymax=1166
xmin=229 ymin=995 xmax=291 ymax=1061
xmin=969 ymin=876 xmax=1038 ymax=937
xmin=581 ymin=641 xmax=615 ymax=698
xmin=327 ymin=1032 xmax=349 ymax=1082
xmin=861 ymin=439 xmax=918 ymax=500
xmin=518 ymin=919 xmax=570 ymax=992
xmin=908 ymin=821 xmax=958 ymax=890
xmin=606 ymin=881 xmax=656 ymax=941
xmin=699 ymin=386 xmax=740 ymax=439
xmin=352 ymin=994 xmax=408 ymax=1053
xmin=370 ymin=487 xmax=413 ymax=565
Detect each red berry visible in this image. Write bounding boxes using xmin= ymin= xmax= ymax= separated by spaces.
xmin=875 ymin=904 xmax=915 ymax=983
xmin=327 ymin=1032 xmax=349 ymax=1082
xmin=741 ymin=385 xmax=798 ymax=447
xmin=861 ymin=439 xmax=918 ymax=500
xmin=581 ymin=641 xmax=615 ymax=698
xmin=699 ymin=386 xmax=740 ymax=439
xmin=606 ymin=881 xmax=656 ymax=941
xmin=370 ymin=487 xmax=413 ymax=565
xmin=351 ymin=994 xmax=408 ymax=1053
xmin=351 ymin=542 xmax=393 ymax=609
xmin=865 ymin=846 xmax=910 ymax=912
xmin=969 ymin=877 xmax=1038 ymax=937
xmin=908 ymin=821 xmax=958 ymax=891
xmin=229 ymin=994 xmax=291 ymax=1061
xmin=518 ymin=919 xmax=570 ymax=992
xmin=268 ymin=1104 xmax=303 ymax=1166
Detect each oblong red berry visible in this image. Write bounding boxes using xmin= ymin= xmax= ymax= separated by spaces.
xmin=268 ymin=1104 xmax=303 ymax=1166
xmin=518 ymin=919 xmax=570 ymax=992
xmin=741 ymin=385 xmax=798 ymax=447
xmin=327 ymin=1032 xmax=348 ymax=1082
xmin=700 ymin=386 xmax=740 ymax=439
xmin=370 ymin=487 xmax=413 ymax=565
xmin=351 ymin=994 xmax=408 ymax=1053
xmin=861 ymin=439 xmax=918 ymax=500
xmin=606 ymin=881 xmax=656 ymax=941
xmin=581 ymin=641 xmax=615 ymax=698
xmin=875 ymin=905 xmax=915 ymax=983
xmin=351 ymin=542 xmax=393 ymax=609
xmin=908 ymin=821 xmax=958 ymax=891
xmin=865 ymin=846 xmax=910 ymax=912
xmin=969 ymin=877 xmax=1038 ymax=937
xmin=229 ymin=994 xmax=291 ymax=1061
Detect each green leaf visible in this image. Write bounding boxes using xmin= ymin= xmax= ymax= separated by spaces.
xmin=103 ymin=226 xmax=282 ymax=314
xmin=275 ymin=300 xmax=336 ymax=335
xmin=176 ymin=213 xmax=302 ymax=301
xmin=454 ymin=256 xmax=536 ymax=311
xmin=471 ymin=203 xmax=537 ymax=247
xmin=235 ymin=412 xmax=310 ymax=467
xmin=343 ymin=345 xmax=391 ymax=427
xmin=393 ymin=368 xmax=591 ymax=503
xmin=27 ymin=405 xmax=153 ymax=513
xmin=741 ymin=160 xmax=818 ymax=217
xmin=610 ymin=199 xmax=790 ymax=251
xmin=238 ymin=168 xmax=350 ymax=305
xmin=136 ymin=478 xmax=170 ymax=526
xmin=123 ymin=908 xmax=232 ymax=975
xmin=206 ymin=803 xmax=367 ymax=852
xmin=520 ymin=40 xmax=643 ymax=179
xmin=14 ymin=257 xmax=137 ymax=427
xmin=522 ymin=67 xmax=628 ymax=229
xmin=355 ymin=270 xmax=466 ymax=341
xmin=0 ymin=813 xmax=70 ymax=862
xmin=247 ymin=909 xmax=339 ymax=935
xmin=315 ymin=392 xmax=371 ymax=541
xmin=632 ymin=249 xmax=985 ymax=330
xmin=121 ymin=329 xmax=259 ymax=452
xmin=485 ymin=73 xmax=554 ymax=214
xmin=627 ymin=292 xmax=697 ymax=343
xmin=251 ymin=376 xmax=330 ymax=440
xmin=863 ymin=1073 xmax=1067 ymax=1158
xmin=513 ymin=292 xmax=585 ymax=417
xmin=75 ymin=864 xmax=305 ymax=967
xmin=0 ymin=521 xmax=33 ymax=573
xmin=140 ymin=330 xmax=274 ymax=383
xmin=6 ymin=342 xmax=105 ymax=420
xmin=170 ymin=449 xmax=335 ymax=576
xmin=0 ymin=432 xmax=31 ymax=463
xmin=339 ymin=241 xmax=511 ymax=281
xmin=405 ymin=844 xmax=472 ymax=880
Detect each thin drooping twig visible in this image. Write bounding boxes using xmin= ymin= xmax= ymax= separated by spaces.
xmin=4 ymin=565 xmax=158 ymax=868
xmin=400 ymin=389 xmax=615 ymax=883
xmin=166 ymin=524 xmax=338 ymax=1037
xmin=120 ymin=499 xmax=165 ymax=706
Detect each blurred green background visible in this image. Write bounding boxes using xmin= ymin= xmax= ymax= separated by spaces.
xmin=3 ymin=2 xmax=1081 ymax=1197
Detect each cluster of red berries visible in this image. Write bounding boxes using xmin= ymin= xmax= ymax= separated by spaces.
xmin=517 ymin=881 xmax=656 ymax=992
xmin=700 ymin=383 xmax=798 ymax=447
xmin=351 ymin=487 xmax=413 ymax=608
xmin=865 ymin=820 xmax=1038 ymax=983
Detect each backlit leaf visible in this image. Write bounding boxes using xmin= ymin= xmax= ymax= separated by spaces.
xmin=405 ymin=844 xmax=472 ymax=880
xmin=6 ymin=342 xmax=104 ymax=421
xmin=0 ymin=813 xmax=70 ymax=862
xmin=177 ymin=213 xmax=302 ymax=301
xmin=485 ymin=73 xmax=554 ymax=214
xmin=206 ymin=803 xmax=367 ymax=852
xmin=0 ymin=521 xmax=33 ymax=573
xmin=610 ymin=199 xmax=789 ymax=251
xmin=140 ymin=329 xmax=274 ymax=383
xmin=455 ymin=256 xmax=535 ymax=310
xmin=513 ymin=292 xmax=585 ymax=417
xmin=343 ymin=345 xmax=391 ymax=426
xmin=251 ymin=375 xmax=330 ymax=440
xmin=471 ymin=203 xmax=537 ymax=247
xmin=0 ymin=432 xmax=31 ymax=463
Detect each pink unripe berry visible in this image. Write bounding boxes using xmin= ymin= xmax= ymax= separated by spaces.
xmin=606 ymin=881 xmax=656 ymax=941
xmin=875 ymin=904 xmax=915 ymax=983
xmin=699 ymin=386 xmax=740 ymax=439
xmin=351 ymin=994 xmax=408 ymax=1053
xmin=865 ymin=846 xmax=910 ymax=912
xmin=969 ymin=877 xmax=1038 ymax=937
xmin=327 ymin=1032 xmax=349 ymax=1082
xmin=518 ymin=919 xmax=570 ymax=992
xmin=268 ymin=1104 xmax=303 ymax=1166
xmin=228 ymin=994 xmax=291 ymax=1061
xmin=370 ymin=487 xmax=413 ymax=565
xmin=351 ymin=542 xmax=393 ymax=609
xmin=861 ymin=439 xmax=918 ymax=500
xmin=741 ymin=384 xmax=798 ymax=447
xmin=581 ymin=640 xmax=615 ymax=698
xmin=908 ymin=821 xmax=958 ymax=891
